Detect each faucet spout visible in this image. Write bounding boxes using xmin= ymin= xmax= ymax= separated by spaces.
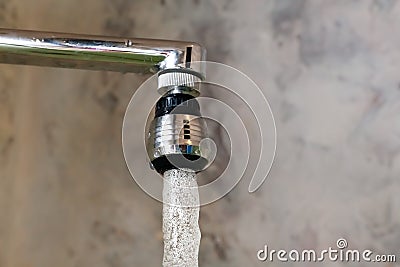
xmin=0 ymin=28 xmax=205 ymax=75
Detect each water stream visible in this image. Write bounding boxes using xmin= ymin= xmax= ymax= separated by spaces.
xmin=162 ymin=169 xmax=201 ymax=267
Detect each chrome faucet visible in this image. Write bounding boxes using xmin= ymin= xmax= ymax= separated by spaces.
xmin=0 ymin=28 xmax=205 ymax=73
xmin=0 ymin=28 xmax=212 ymax=174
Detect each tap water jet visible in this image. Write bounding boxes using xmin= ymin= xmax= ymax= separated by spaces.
xmin=162 ymin=169 xmax=200 ymax=267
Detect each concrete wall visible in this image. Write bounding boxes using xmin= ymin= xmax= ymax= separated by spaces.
xmin=0 ymin=1 xmax=399 ymax=266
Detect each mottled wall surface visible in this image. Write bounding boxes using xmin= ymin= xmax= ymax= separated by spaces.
xmin=1 ymin=0 xmax=399 ymax=267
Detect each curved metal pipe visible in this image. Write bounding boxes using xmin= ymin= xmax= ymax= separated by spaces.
xmin=0 ymin=28 xmax=205 ymax=74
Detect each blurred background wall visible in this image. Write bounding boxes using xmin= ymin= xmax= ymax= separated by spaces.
xmin=0 ymin=0 xmax=399 ymax=266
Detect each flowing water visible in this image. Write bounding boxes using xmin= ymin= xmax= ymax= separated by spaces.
xmin=162 ymin=169 xmax=201 ymax=267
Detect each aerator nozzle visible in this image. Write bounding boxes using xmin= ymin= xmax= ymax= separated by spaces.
xmin=146 ymin=68 xmax=211 ymax=174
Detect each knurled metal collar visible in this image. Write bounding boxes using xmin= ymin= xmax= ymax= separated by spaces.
xmin=157 ymin=68 xmax=203 ymax=96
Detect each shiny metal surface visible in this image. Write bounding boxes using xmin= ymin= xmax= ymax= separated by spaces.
xmin=158 ymin=68 xmax=203 ymax=96
xmin=0 ymin=28 xmax=209 ymax=171
xmin=0 ymin=28 xmax=205 ymax=74
xmin=147 ymin=114 xmax=211 ymax=163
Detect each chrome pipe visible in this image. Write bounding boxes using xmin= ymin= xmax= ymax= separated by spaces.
xmin=0 ymin=28 xmax=205 ymax=74
xmin=0 ymin=28 xmax=210 ymax=174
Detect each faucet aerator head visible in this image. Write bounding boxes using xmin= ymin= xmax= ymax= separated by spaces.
xmin=147 ymin=69 xmax=210 ymax=174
